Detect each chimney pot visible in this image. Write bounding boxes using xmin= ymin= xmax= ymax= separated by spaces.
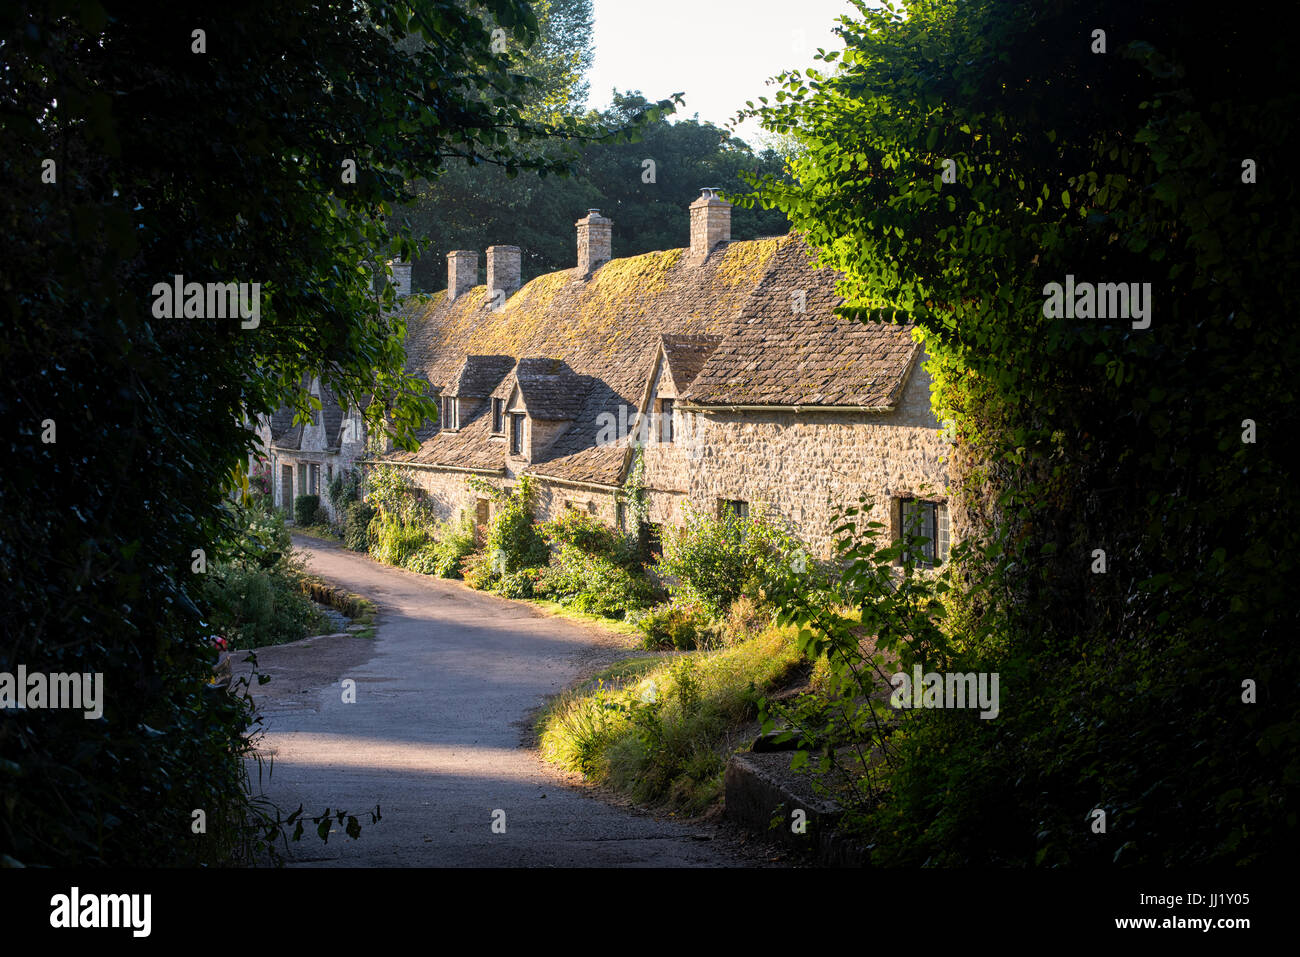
xmin=446 ymin=250 xmax=479 ymax=301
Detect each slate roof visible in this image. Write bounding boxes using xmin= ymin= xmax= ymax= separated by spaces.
xmin=268 ymin=378 xmax=348 ymax=452
xmin=444 ymin=354 xmax=516 ymax=398
xmin=381 ymin=232 xmax=920 ymax=486
xmin=681 ymin=239 xmax=917 ymax=408
xmin=510 ymin=358 xmax=587 ymax=420
xmin=659 ymin=334 xmax=723 ymax=394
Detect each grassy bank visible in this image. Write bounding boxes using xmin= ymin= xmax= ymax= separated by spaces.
xmin=537 ymin=624 xmax=806 ymax=814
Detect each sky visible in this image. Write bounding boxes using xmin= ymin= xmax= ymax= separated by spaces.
xmin=583 ymin=0 xmax=859 ymax=148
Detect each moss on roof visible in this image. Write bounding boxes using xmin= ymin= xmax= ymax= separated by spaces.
xmin=394 ymin=232 xmax=916 ymax=484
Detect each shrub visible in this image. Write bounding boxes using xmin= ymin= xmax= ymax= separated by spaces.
xmin=499 ymin=566 xmax=545 ymax=599
xmin=543 ymin=543 xmax=656 ymax=619
xmin=370 ymin=512 xmax=432 ymax=567
xmin=535 ymin=507 xmax=658 ymax=617
xmin=637 ymin=601 xmax=719 ymax=651
xmin=342 ymin=501 xmax=374 ymax=551
xmin=430 ymin=514 xmax=476 ymax=578
xmin=540 ymin=508 xmax=632 ymax=562
xmin=327 ymin=467 xmax=361 ymax=514
xmin=658 ymin=502 xmax=803 ymax=618
xmin=293 ymin=494 xmax=320 ymax=526
xmin=465 ymin=477 xmax=546 ymax=590
xmin=198 ymin=503 xmax=325 ymax=646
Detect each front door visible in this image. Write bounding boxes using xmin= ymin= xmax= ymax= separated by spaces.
xmin=281 ymin=466 xmax=293 ymax=509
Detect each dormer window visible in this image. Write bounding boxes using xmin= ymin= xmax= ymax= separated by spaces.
xmin=510 ymin=413 xmax=526 ymax=455
xmin=442 ymin=396 xmax=459 ymax=431
xmin=658 ymin=398 xmax=675 ymax=442
xmin=492 ymin=398 xmax=504 ymax=434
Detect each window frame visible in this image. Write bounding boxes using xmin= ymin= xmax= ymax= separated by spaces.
xmin=719 ymin=498 xmax=749 ymax=520
xmin=509 ymin=413 xmax=526 ymax=455
xmin=898 ymin=497 xmax=949 ymax=567
xmin=659 ymin=397 xmax=675 ymax=443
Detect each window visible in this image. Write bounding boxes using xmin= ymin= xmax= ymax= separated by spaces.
xmin=899 ymin=498 xmax=949 ymax=566
xmin=616 ymin=502 xmax=626 ymax=531
xmin=492 ymin=398 xmax=504 ymax=434
xmin=309 ymin=463 xmax=321 ymax=496
xmin=510 ymin=413 xmax=526 ymax=455
xmin=659 ymin=398 xmax=675 ymax=442
xmin=719 ymin=498 xmax=748 ymax=520
xmin=442 ymin=396 xmax=459 ymax=431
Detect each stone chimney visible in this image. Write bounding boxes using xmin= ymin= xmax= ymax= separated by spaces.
xmin=486 ymin=245 xmax=521 ymax=305
xmin=689 ymin=187 xmax=731 ymax=260
xmin=447 ymin=250 xmax=478 ymax=301
xmin=576 ymin=209 xmax=612 ymax=277
xmin=388 ymin=259 xmax=412 ymax=298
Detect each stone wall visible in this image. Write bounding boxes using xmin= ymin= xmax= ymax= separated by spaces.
xmin=395 ymin=462 xmax=617 ymax=529
xmin=642 ymin=357 xmax=950 ymax=556
xmin=381 ymin=357 xmax=950 ymax=557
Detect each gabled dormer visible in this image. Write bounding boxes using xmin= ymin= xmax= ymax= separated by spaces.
xmin=491 ymin=357 xmax=585 ymax=464
xmin=438 ymin=354 xmax=514 ymax=433
xmin=640 ymin=334 xmax=722 ymax=443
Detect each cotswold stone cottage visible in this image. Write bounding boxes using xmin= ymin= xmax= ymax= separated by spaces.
xmin=260 ymin=192 xmax=952 ymax=560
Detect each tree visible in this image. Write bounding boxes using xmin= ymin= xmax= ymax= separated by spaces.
xmin=398 ymin=90 xmax=793 ymax=288
xmin=740 ymin=0 xmax=1299 ymax=865
xmin=0 ymin=0 xmax=663 ymax=865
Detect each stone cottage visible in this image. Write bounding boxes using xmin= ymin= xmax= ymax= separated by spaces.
xmin=342 ymin=190 xmax=955 ymax=560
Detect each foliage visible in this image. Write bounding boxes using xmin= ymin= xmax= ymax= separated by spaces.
xmin=658 ymin=501 xmax=803 ymax=618
xmin=466 ymin=477 xmax=549 ymax=588
xmin=369 ymin=512 xmax=433 ymax=568
xmin=537 ymin=544 xmax=655 ymax=619
xmin=499 ymin=566 xmax=546 ymax=599
xmin=248 ymin=458 xmax=273 ymax=507
xmin=636 ymin=602 xmax=718 ymax=651
xmin=759 ymin=496 xmax=962 ymax=813
xmin=0 ymin=0 xmax=618 ymax=865
xmin=363 ymin=463 xmax=422 ymax=521
xmin=198 ymin=504 xmax=326 ymax=648
xmin=396 ymin=90 xmax=790 ymax=289
xmin=533 ymin=507 xmax=657 ymax=618
xmin=293 ymin=494 xmax=322 ymax=527
xmin=538 ymin=627 xmax=804 ymax=811
xmin=327 ymin=467 xmax=362 ymax=516
xmin=741 ymin=0 xmax=1300 ymax=864
xmin=342 ymin=501 xmax=376 ymax=552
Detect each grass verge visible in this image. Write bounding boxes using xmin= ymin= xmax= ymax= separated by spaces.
xmin=537 ymin=624 xmax=806 ymax=815
xmin=520 ymin=598 xmax=644 ymax=641
xmin=292 ymin=523 xmax=342 ymax=542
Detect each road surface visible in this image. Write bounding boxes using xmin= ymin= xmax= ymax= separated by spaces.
xmin=239 ymin=535 xmax=766 ymax=867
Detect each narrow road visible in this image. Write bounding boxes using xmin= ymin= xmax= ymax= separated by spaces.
xmin=240 ymin=536 xmax=760 ymax=866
